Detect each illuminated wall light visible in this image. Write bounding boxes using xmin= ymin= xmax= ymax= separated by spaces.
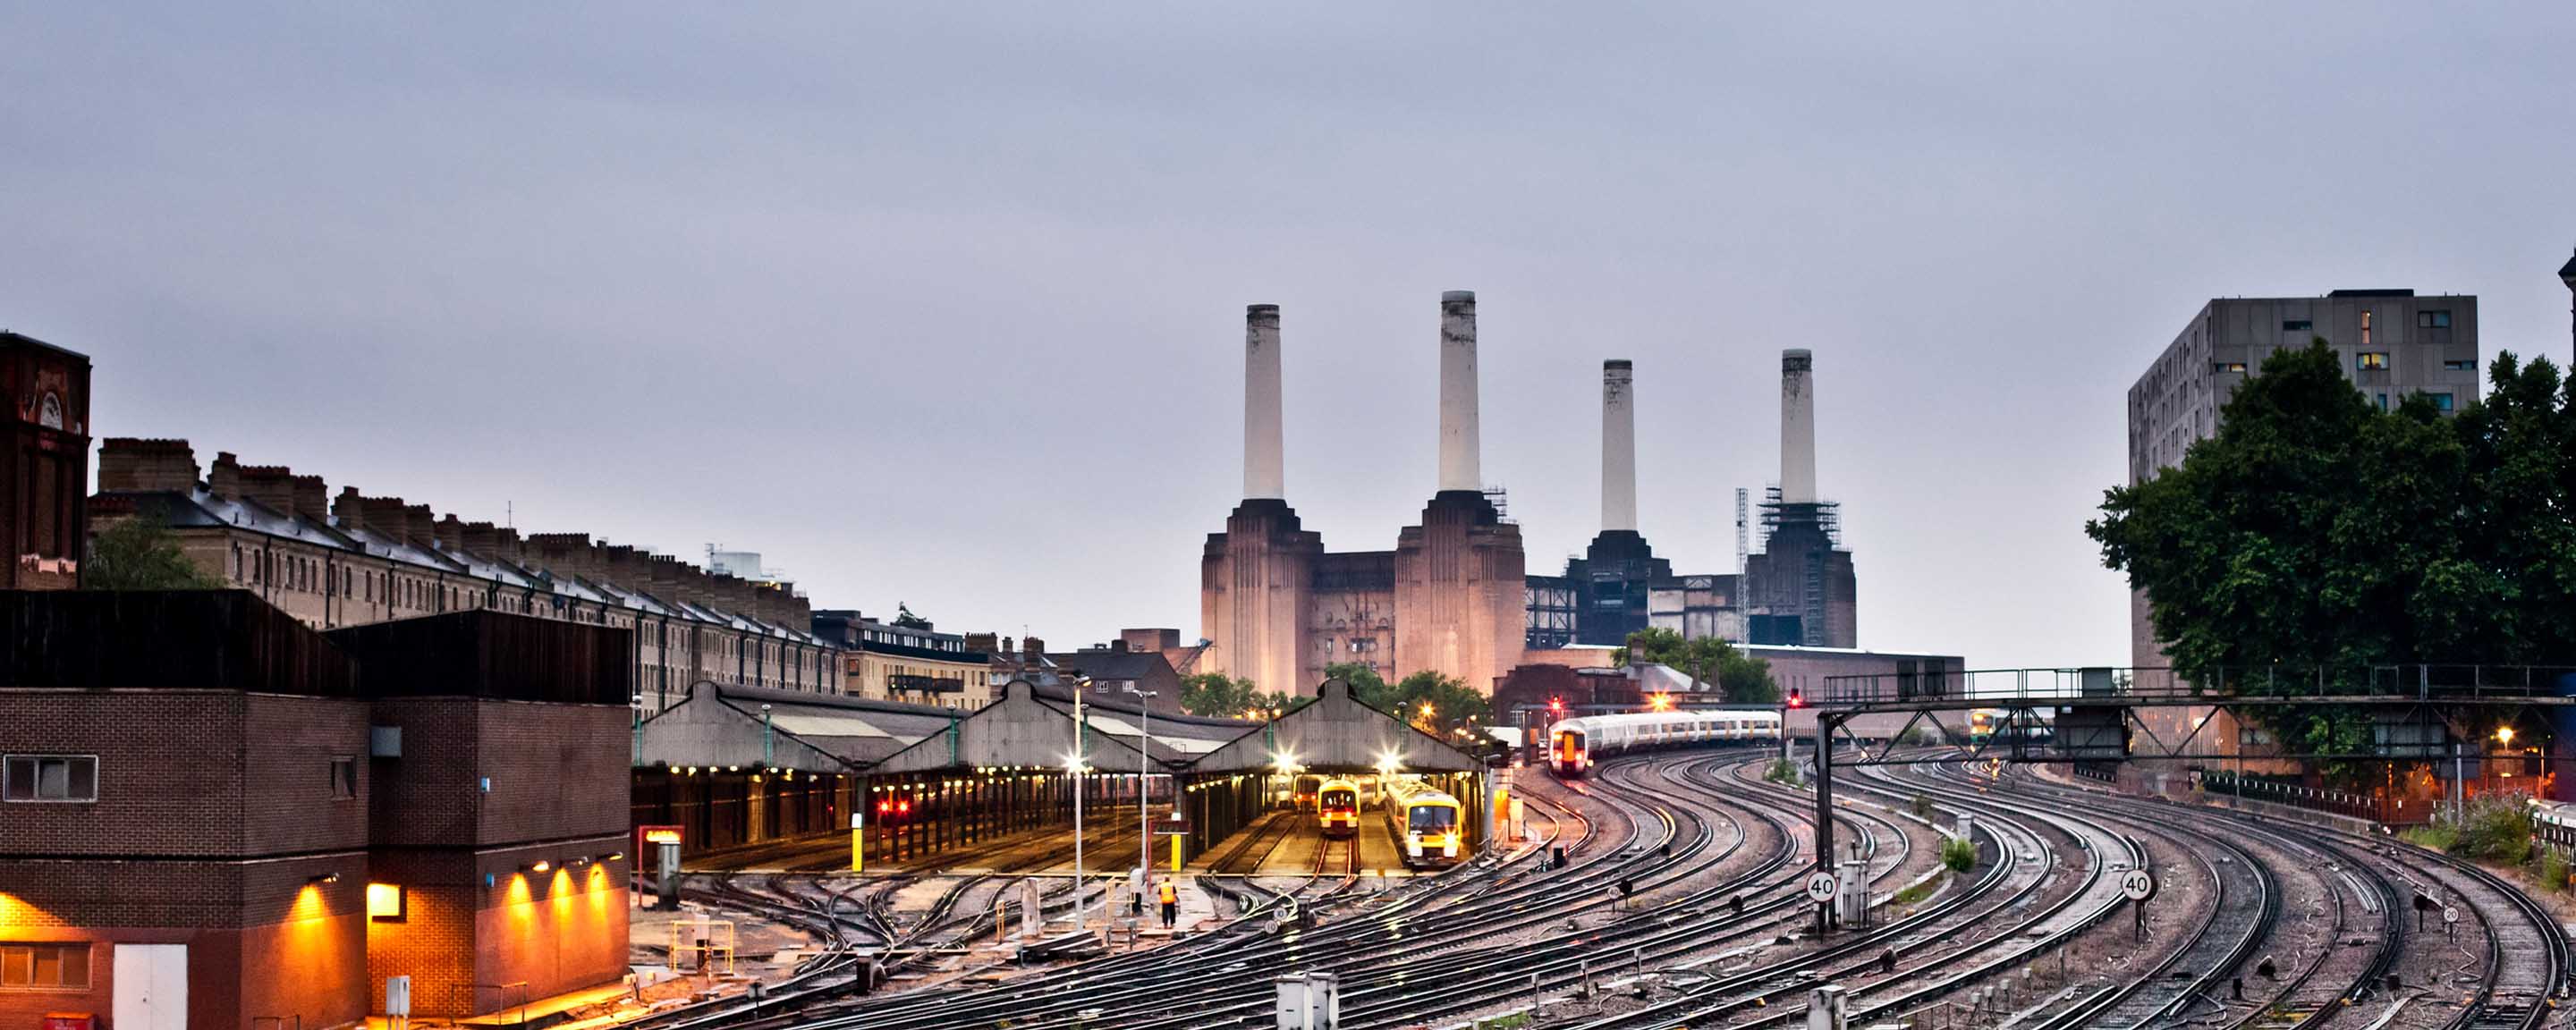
xmin=309 ymin=871 xmax=343 ymax=885
xmin=527 ymin=860 xmax=553 ymax=874
xmin=367 ymin=882 xmax=406 ymax=921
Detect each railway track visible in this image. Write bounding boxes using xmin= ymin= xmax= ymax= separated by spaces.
xmin=639 ymin=741 xmax=2566 ymax=1030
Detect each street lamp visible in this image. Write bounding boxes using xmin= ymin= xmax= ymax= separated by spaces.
xmin=2560 ymin=246 xmax=2576 ymax=366
xmin=1123 ymin=685 xmax=1157 ymax=882
xmin=2497 ymin=725 xmax=2515 ymax=747
xmin=1068 ymin=673 xmax=1092 ymax=928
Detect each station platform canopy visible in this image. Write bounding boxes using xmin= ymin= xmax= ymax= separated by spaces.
xmin=636 ymin=680 xmax=969 ymax=772
xmin=640 ymin=677 xmax=1487 ymax=779
xmin=1188 ymin=678 xmax=1483 ymax=775
xmin=868 ymin=680 xmax=1255 ymax=775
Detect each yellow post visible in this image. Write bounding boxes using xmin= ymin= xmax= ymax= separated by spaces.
xmin=1169 ymin=833 xmax=1183 ymax=872
xmin=851 ymin=815 xmax=865 ymax=874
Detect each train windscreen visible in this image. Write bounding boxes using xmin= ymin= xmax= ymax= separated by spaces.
xmin=1409 ymin=805 xmax=1457 ymax=833
xmin=1321 ymin=788 xmax=1356 ymax=810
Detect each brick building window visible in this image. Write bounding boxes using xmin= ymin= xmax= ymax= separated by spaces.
xmin=0 ymin=942 xmax=90 ymax=990
xmin=3 ymin=756 xmax=97 ymax=803
xmin=332 ymin=756 xmax=359 ymax=799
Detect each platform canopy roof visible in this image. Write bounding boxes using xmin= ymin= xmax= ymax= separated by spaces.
xmin=1187 ymin=678 xmax=1484 ymax=775
xmin=636 ymin=680 xmax=969 ymax=771
xmin=868 ymin=680 xmax=1254 ymax=775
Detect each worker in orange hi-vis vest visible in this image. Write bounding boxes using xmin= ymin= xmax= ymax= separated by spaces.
xmin=1157 ymin=878 xmax=1179 ymax=929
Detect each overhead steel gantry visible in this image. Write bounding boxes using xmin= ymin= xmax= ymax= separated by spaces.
xmin=1801 ymin=664 xmax=2576 ymax=878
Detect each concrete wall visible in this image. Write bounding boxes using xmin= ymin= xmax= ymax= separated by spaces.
xmin=1394 ymin=493 xmax=1527 ymax=696
xmin=1199 ymin=500 xmax=1322 ymax=697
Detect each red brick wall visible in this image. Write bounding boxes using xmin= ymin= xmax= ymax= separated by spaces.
xmin=476 ymin=703 xmax=628 ymax=845
xmin=244 ymin=695 xmax=376 ymax=855
xmin=472 ymin=842 xmax=630 ymax=1016
xmin=368 ymin=698 xmax=627 ymax=849
xmin=0 ymin=690 xmax=370 ymax=858
xmin=0 ymin=853 xmax=369 ymax=1030
xmin=364 ymin=850 xmax=479 ymax=1017
xmin=367 ymin=697 xmax=479 ymax=848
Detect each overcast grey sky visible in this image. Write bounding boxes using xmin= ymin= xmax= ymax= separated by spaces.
xmin=6 ymin=3 xmax=2571 ymax=667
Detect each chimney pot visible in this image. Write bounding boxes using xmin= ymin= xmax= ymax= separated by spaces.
xmin=1437 ymin=291 xmax=1481 ymax=492
xmin=1603 ymin=359 xmax=1637 ymax=533
xmin=96 ymin=438 xmax=200 ymax=494
xmin=1781 ymin=349 xmax=1818 ymax=503
xmin=1243 ymin=304 xmax=1285 ymax=500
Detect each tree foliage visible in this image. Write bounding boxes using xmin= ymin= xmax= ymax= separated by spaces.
xmin=1609 ymin=628 xmax=1779 ymax=704
xmin=1177 ymin=673 xmax=1296 ymax=720
xmin=83 ymin=514 xmax=223 ymax=591
xmin=1326 ymin=662 xmax=1490 ymax=735
xmin=2088 ymin=342 xmax=2576 ymax=765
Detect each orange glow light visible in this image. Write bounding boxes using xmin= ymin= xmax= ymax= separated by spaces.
xmin=367 ymin=882 xmax=404 ymax=920
xmin=643 ymin=830 xmax=682 ymax=844
xmin=530 ymin=860 xmax=553 ymax=874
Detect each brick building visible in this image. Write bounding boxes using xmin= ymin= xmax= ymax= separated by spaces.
xmin=0 ymin=592 xmax=631 ymax=1027
xmin=90 ymin=439 xmax=836 ymax=712
xmin=0 ymin=333 xmax=89 ymax=590
xmin=1201 ymin=295 xmax=1527 ymax=698
xmin=812 ymin=609 xmax=994 ymax=709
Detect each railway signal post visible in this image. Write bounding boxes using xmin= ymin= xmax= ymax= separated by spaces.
xmin=2120 ymin=868 xmax=2156 ymax=940
xmin=1804 ymin=869 xmax=1839 ymax=933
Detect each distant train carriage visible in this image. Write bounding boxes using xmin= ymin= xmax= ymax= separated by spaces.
xmin=1382 ymin=774 xmax=1466 ymax=868
xmin=1292 ymin=774 xmax=1322 ymax=811
xmin=1546 ymin=709 xmax=1783 ymax=779
xmin=1318 ymin=778 xmax=1361 ymax=839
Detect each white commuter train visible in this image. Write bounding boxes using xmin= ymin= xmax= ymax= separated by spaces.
xmin=1546 ymin=709 xmax=1783 ymax=778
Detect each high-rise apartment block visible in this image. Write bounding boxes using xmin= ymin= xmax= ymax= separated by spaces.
xmin=2126 ymin=290 xmax=2479 ymax=669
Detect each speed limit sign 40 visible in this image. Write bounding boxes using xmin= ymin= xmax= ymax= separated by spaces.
xmin=1804 ymin=871 xmax=1839 ymax=903
xmin=2119 ymin=869 xmax=2156 ymax=901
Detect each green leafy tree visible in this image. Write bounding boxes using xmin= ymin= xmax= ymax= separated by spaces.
xmin=1324 ymin=663 xmax=1489 ymax=736
xmin=1610 ymin=627 xmax=1779 ymax=704
xmin=2087 ymin=342 xmax=2576 ymax=774
xmin=1178 ymin=673 xmax=1259 ymax=718
xmin=82 ymin=514 xmax=223 ymax=590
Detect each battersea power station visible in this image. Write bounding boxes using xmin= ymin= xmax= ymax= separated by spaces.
xmin=1201 ymin=293 xmax=1529 ymax=699
xmin=1200 ymin=292 xmax=1870 ymax=699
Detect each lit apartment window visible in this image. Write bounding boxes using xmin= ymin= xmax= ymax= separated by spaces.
xmin=2357 ymin=352 xmax=2388 ymax=371
xmin=2282 ymin=320 xmax=2311 ymax=332
xmin=0 ymin=942 xmax=90 ymax=990
xmin=2417 ymin=309 xmax=2452 ymax=328
xmin=2211 ymin=362 xmax=2247 ymax=374
xmin=3 ymin=755 xmax=97 ymax=803
xmin=2445 ymin=359 xmax=2477 ymax=371
xmin=2360 ymin=310 xmax=2372 ymax=348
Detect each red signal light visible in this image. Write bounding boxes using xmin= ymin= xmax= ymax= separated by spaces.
xmin=896 ymin=799 xmax=911 ymax=815
xmin=1548 ymin=697 xmax=1565 ymax=715
xmin=1786 ymin=689 xmax=1805 ymax=708
xmin=877 ymin=800 xmax=892 ymax=815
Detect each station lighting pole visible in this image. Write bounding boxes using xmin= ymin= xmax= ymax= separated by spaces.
xmin=1070 ymin=678 xmax=1089 ymax=928
xmin=1124 ymin=686 xmax=1157 ymax=882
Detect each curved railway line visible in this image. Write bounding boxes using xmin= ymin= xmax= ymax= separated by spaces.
xmin=627 ymin=743 xmax=2566 ymax=1030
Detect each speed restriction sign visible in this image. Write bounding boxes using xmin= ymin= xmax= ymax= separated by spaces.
xmin=2119 ymin=869 xmax=2156 ymax=901
xmin=1804 ymin=871 xmax=1840 ymax=903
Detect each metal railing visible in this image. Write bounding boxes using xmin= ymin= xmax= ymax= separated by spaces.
xmin=1818 ymin=664 xmax=2576 ymax=709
